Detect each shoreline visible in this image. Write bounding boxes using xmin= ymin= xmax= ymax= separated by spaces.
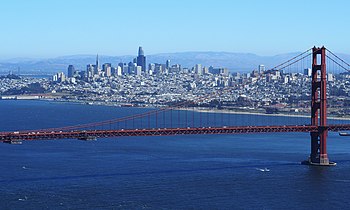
xmin=2 ymin=97 xmax=350 ymax=121
xmin=178 ymin=107 xmax=350 ymax=121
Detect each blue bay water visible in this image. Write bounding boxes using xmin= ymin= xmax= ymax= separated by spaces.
xmin=1 ymin=100 xmax=350 ymax=209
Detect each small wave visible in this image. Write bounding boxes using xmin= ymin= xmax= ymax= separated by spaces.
xmin=18 ymin=196 xmax=28 ymax=201
xmin=255 ymin=168 xmax=270 ymax=172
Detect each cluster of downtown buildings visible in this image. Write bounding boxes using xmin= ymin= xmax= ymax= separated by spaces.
xmin=53 ymin=47 xmax=229 ymax=83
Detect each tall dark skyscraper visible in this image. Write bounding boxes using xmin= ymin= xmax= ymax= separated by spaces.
xmin=67 ymin=65 xmax=75 ymax=78
xmin=166 ymin=60 xmax=171 ymax=69
xmin=136 ymin=46 xmax=146 ymax=72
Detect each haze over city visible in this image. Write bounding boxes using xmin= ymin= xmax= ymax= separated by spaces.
xmin=1 ymin=0 xmax=350 ymax=59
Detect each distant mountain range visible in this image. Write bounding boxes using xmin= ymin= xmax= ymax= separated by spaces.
xmin=1 ymin=51 xmax=350 ymax=75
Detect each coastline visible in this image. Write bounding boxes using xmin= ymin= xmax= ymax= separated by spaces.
xmin=178 ymin=107 xmax=350 ymax=121
xmin=2 ymin=97 xmax=350 ymax=121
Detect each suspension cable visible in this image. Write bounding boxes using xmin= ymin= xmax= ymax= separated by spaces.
xmin=17 ymin=85 xmax=234 ymax=133
xmin=326 ymin=55 xmax=350 ymax=72
xmin=272 ymin=52 xmax=313 ymax=72
xmin=326 ymin=49 xmax=350 ymax=69
xmin=271 ymin=48 xmax=312 ymax=71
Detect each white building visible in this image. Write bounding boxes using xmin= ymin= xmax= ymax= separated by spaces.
xmin=136 ymin=66 xmax=142 ymax=75
xmin=304 ymin=68 xmax=312 ymax=77
xmin=53 ymin=72 xmax=66 ymax=83
xmin=327 ymin=73 xmax=334 ymax=82
xmin=258 ymin=64 xmax=265 ymax=73
xmin=116 ymin=66 xmax=122 ymax=76
xmin=195 ymin=64 xmax=202 ymax=75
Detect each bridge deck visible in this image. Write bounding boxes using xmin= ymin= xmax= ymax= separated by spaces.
xmin=2 ymin=124 xmax=350 ymax=142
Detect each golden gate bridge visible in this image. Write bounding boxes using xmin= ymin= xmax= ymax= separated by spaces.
xmin=2 ymin=46 xmax=350 ymax=166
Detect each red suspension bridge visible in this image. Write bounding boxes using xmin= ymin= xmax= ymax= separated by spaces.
xmin=2 ymin=46 xmax=350 ymax=166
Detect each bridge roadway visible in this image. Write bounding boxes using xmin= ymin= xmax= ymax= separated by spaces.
xmin=1 ymin=124 xmax=350 ymax=143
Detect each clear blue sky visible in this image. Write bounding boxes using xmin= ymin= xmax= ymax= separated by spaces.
xmin=0 ymin=0 xmax=349 ymax=58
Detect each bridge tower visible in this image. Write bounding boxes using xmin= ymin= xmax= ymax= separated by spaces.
xmin=304 ymin=46 xmax=335 ymax=166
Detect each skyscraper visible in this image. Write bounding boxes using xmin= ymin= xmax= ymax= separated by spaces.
xmin=195 ymin=64 xmax=202 ymax=75
xmin=166 ymin=60 xmax=171 ymax=69
xmin=103 ymin=63 xmax=112 ymax=77
xmin=95 ymin=54 xmax=100 ymax=75
xmin=136 ymin=66 xmax=142 ymax=75
xmin=128 ymin=62 xmax=135 ymax=74
xmin=67 ymin=65 xmax=75 ymax=78
xmin=116 ymin=66 xmax=122 ymax=76
xmin=258 ymin=64 xmax=265 ymax=74
xmin=86 ymin=64 xmax=94 ymax=78
xmin=137 ymin=46 xmax=146 ymax=72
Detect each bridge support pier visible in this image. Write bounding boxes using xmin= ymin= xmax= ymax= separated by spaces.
xmin=302 ymin=46 xmax=336 ymax=166
xmin=303 ymin=129 xmax=335 ymax=166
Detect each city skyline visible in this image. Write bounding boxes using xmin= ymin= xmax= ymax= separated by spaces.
xmin=3 ymin=45 xmax=350 ymax=75
xmin=1 ymin=0 xmax=350 ymax=59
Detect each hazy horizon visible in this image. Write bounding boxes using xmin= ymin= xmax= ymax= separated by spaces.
xmin=0 ymin=49 xmax=306 ymax=61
